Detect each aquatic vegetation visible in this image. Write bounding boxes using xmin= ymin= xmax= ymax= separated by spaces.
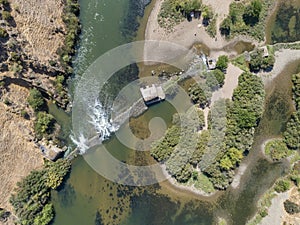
xmin=271 ymin=0 xmax=300 ymax=44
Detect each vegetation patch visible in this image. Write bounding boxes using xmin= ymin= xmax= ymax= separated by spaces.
xmin=10 ymin=159 xmax=71 ymax=225
xmin=264 ymin=139 xmax=291 ymax=161
xmin=274 ymin=179 xmax=291 ymax=193
xmin=284 ymin=73 xmax=300 ymax=150
xmin=271 ymin=0 xmax=300 ymax=44
xmin=220 ymin=0 xmax=274 ymax=41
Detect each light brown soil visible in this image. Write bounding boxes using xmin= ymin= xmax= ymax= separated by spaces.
xmin=0 ymin=84 xmax=43 ymax=213
xmin=0 ymin=0 xmax=69 ymax=223
xmin=10 ymin=0 xmax=65 ymax=64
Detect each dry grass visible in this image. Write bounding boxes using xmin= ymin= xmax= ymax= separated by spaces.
xmin=0 ymin=84 xmax=43 ymax=213
xmin=10 ymin=0 xmax=66 ymax=64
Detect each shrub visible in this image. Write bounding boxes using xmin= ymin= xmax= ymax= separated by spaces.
xmin=34 ymin=112 xmax=55 ymax=139
xmin=2 ymin=11 xmax=12 ymax=21
xmin=216 ymin=55 xmax=229 ymax=71
xmin=0 ymin=27 xmax=8 ymax=38
xmin=284 ymin=111 xmax=300 ymax=150
xmin=243 ymin=0 xmax=262 ymax=26
xmin=28 ymin=88 xmax=45 ymax=112
xmin=274 ymin=179 xmax=291 ymax=193
xmin=265 ymin=139 xmax=289 ymax=161
xmin=284 ymin=200 xmax=300 ymax=214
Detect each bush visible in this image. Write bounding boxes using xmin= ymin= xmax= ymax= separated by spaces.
xmin=216 ymin=55 xmax=229 ymax=71
xmin=28 ymin=88 xmax=45 ymax=112
xmin=2 ymin=11 xmax=12 ymax=21
xmin=274 ymin=179 xmax=291 ymax=193
xmin=284 ymin=200 xmax=300 ymax=214
xmin=34 ymin=112 xmax=55 ymax=139
xmin=265 ymin=139 xmax=289 ymax=161
xmin=0 ymin=27 xmax=8 ymax=38
xmin=243 ymin=0 xmax=262 ymax=26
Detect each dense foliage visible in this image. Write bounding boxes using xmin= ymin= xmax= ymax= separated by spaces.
xmin=216 ymin=55 xmax=229 ymax=72
xmin=158 ymin=0 xmax=202 ymax=30
xmin=27 ymin=88 xmax=45 ymax=112
xmin=34 ymin=112 xmax=55 ymax=139
xmin=292 ymin=73 xmax=300 ymax=110
xmin=204 ymin=72 xmax=265 ymax=189
xmin=284 ymin=73 xmax=300 ymax=149
xmin=249 ymin=48 xmax=275 ymax=72
xmin=10 ymin=160 xmax=71 ymax=225
xmin=219 ymin=0 xmax=270 ymax=41
xmin=188 ymin=83 xmax=211 ymax=108
xmin=57 ymin=0 xmax=80 ymax=72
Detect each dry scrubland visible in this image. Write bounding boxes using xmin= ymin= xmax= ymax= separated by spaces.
xmin=0 ymin=0 xmax=69 ymax=222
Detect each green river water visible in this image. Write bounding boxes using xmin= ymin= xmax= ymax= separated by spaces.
xmin=50 ymin=0 xmax=300 ymax=224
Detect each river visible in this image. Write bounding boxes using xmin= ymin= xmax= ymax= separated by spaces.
xmin=50 ymin=1 xmax=299 ymax=225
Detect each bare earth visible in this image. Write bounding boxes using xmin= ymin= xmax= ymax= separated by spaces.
xmin=144 ymin=0 xmax=257 ymax=61
xmin=0 ymin=0 xmax=68 ymax=222
xmin=0 ymin=84 xmax=43 ymax=212
xmin=10 ymin=0 xmax=65 ymax=64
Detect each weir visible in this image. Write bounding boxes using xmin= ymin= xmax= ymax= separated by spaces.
xmin=70 ymin=55 xmax=205 ymax=155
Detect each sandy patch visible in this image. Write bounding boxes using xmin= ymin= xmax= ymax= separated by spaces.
xmin=261 ymin=49 xmax=300 ymax=85
xmin=259 ymin=191 xmax=290 ymax=225
xmin=144 ymin=0 xmax=257 ymax=62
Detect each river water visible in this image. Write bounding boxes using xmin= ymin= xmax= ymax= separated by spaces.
xmin=51 ymin=0 xmax=299 ymax=225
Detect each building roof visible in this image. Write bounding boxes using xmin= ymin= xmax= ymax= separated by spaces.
xmin=207 ymin=58 xmax=216 ymax=70
xmin=140 ymin=84 xmax=165 ymax=103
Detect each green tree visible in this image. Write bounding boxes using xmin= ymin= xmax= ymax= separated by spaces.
xmin=27 ymin=88 xmax=45 ymax=112
xmin=34 ymin=112 xmax=54 ymax=139
xmin=243 ymin=0 xmax=262 ymax=26
xmin=216 ymin=55 xmax=229 ymax=71
xmin=45 ymin=159 xmax=71 ymax=189
xmin=220 ymin=17 xmax=231 ymax=36
xmin=284 ymin=111 xmax=300 ymax=149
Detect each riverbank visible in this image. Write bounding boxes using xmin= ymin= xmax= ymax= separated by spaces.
xmin=0 ymin=0 xmax=79 ymax=223
xmin=144 ymin=0 xmax=260 ymax=62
